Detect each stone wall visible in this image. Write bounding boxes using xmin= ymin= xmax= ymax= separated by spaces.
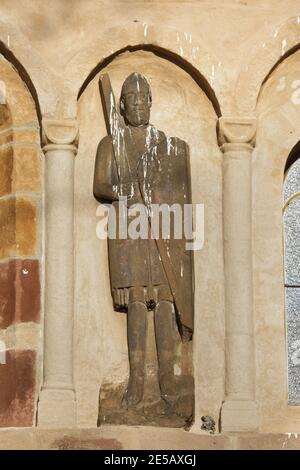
xmin=0 ymin=57 xmax=43 ymax=427
xmin=0 ymin=0 xmax=300 ymax=448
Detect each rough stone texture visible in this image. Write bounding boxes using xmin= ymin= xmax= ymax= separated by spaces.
xmin=0 ymin=259 xmax=40 ymax=328
xmin=12 ymin=146 xmax=42 ymax=193
xmin=236 ymin=433 xmax=300 ymax=450
xmin=0 ymin=45 xmax=42 ymax=431
xmin=0 ymin=145 xmax=13 ymax=197
xmin=52 ymin=436 xmax=123 ymax=451
xmin=0 ymin=322 xmax=40 ymax=352
xmin=0 ymin=198 xmax=15 ymax=258
xmin=99 ymin=380 xmax=194 ymax=428
xmin=0 ymin=57 xmax=38 ymax=126
xmin=1 ymin=426 xmax=300 ymax=450
xmin=0 ymin=0 xmax=299 ymax=117
xmin=0 ymin=198 xmax=37 ymax=259
xmin=0 ymin=350 xmax=36 ymax=427
xmin=0 ymin=259 xmax=15 ymax=328
xmin=0 ymin=426 xmax=230 ymax=450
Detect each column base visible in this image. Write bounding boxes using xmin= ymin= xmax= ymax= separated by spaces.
xmin=221 ymin=400 xmax=259 ymax=432
xmin=37 ymin=389 xmax=76 ymax=427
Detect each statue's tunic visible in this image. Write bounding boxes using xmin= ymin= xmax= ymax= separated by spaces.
xmin=94 ymin=124 xmax=194 ymax=331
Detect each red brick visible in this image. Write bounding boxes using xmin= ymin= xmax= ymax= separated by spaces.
xmin=0 ymin=350 xmax=36 ymax=427
xmin=0 ymin=260 xmax=15 ymax=328
xmin=0 ymin=259 xmax=40 ymax=328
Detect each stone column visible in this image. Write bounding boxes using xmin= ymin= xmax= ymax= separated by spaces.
xmin=37 ymin=119 xmax=78 ymax=427
xmin=218 ymin=117 xmax=259 ymax=432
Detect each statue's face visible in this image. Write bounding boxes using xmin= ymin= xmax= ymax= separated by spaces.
xmin=121 ymin=76 xmax=151 ymax=127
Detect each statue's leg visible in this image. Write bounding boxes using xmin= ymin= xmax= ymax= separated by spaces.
xmin=154 ymin=300 xmax=177 ymax=403
xmin=124 ymin=300 xmax=148 ymax=407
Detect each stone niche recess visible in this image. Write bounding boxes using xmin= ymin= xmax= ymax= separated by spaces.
xmin=253 ymin=48 xmax=300 ymax=433
xmin=75 ymin=50 xmax=224 ymax=428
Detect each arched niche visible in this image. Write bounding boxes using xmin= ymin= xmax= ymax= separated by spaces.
xmin=253 ymin=48 xmax=300 ymax=433
xmin=0 ymin=53 xmax=43 ymax=427
xmin=236 ymin=15 xmax=300 ymax=115
xmin=74 ymin=48 xmax=224 ymax=428
xmin=283 ymin=146 xmax=300 ymax=406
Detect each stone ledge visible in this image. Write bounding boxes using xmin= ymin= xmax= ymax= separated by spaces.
xmin=0 ymin=426 xmax=300 ymax=450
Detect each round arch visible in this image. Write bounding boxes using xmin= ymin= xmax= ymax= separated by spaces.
xmin=235 ymin=16 xmax=300 ymax=115
xmin=0 ymin=39 xmax=42 ymax=126
xmin=72 ymin=21 xmax=222 ymax=117
xmin=0 ymin=16 xmax=59 ymax=118
xmin=77 ymin=43 xmax=221 ymax=117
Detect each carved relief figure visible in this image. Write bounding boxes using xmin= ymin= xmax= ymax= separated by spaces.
xmin=93 ymin=73 xmax=194 ymax=425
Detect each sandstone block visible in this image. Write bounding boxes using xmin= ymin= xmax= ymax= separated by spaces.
xmin=0 ymin=350 xmax=36 ymax=427
xmin=0 ymin=259 xmax=40 ymax=328
xmin=0 ymin=197 xmax=37 ymax=259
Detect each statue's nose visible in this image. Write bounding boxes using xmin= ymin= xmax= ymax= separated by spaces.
xmin=134 ymin=94 xmax=143 ymax=105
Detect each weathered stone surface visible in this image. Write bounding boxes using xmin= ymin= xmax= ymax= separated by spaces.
xmin=236 ymin=434 xmax=300 ymax=450
xmin=0 ymin=104 xmax=11 ymax=129
xmin=0 ymin=197 xmax=15 ymax=259
xmin=13 ymin=128 xmax=40 ymax=145
xmin=0 ymin=198 xmax=37 ymax=259
xmin=0 ymin=259 xmax=40 ymax=328
xmin=51 ymin=436 xmax=122 ymax=450
xmin=0 ymin=426 xmax=230 ymax=450
xmin=0 ymin=58 xmax=38 ymax=126
xmin=0 ymin=145 xmax=13 ymax=196
xmin=15 ymin=199 xmax=37 ymax=257
xmin=0 ymin=260 xmax=15 ymax=328
xmin=0 ymin=350 xmax=36 ymax=427
xmin=13 ymin=146 xmax=42 ymax=193
xmin=0 ymin=128 xmax=13 ymax=145
xmin=0 ymin=323 xmax=41 ymax=354
xmin=2 ymin=427 xmax=300 ymax=450
xmin=99 ymin=379 xmax=194 ymax=428
xmin=15 ymin=259 xmax=40 ymax=324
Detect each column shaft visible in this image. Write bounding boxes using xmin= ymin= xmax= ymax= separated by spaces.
xmin=223 ymin=144 xmax=254 ymax=401
xmin=43 ymin=145 xmax=75 ymax=390
xmin=38 ymin=119 xmax=78 ymax=427
xmin=218 ymin=118 xmax=259 ymax=432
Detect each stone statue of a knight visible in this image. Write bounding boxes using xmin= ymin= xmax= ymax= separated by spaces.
xmin=93 ymin=72 xmax=194 ymax=418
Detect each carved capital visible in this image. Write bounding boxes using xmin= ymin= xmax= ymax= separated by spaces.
xmin=218 ymin=117 xmax=257 ymax=149
xmin=42 ymin=119 xmax=79 ymax=154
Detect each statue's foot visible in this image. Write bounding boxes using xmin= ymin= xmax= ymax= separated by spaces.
xmin=122 ymin=376 xmax=144 ymax=409
xmin=159 ymin=373 xmax=178 ymax=406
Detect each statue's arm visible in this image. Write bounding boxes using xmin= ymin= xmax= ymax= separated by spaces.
xmin=93 ymin=135 xmax=119 ymax=203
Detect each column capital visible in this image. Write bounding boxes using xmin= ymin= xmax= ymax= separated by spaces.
xmin=218 ymin=116 xmax=257 ymax=149
xmin=42 ymin=118 xmax=79 ymax=154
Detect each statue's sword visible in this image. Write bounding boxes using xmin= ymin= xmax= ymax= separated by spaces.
xmin=99 ymin=73 xmax=192 ymax=340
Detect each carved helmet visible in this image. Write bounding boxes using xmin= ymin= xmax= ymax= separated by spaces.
xmin=120 ymin=72 xmax=152 ymax=113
